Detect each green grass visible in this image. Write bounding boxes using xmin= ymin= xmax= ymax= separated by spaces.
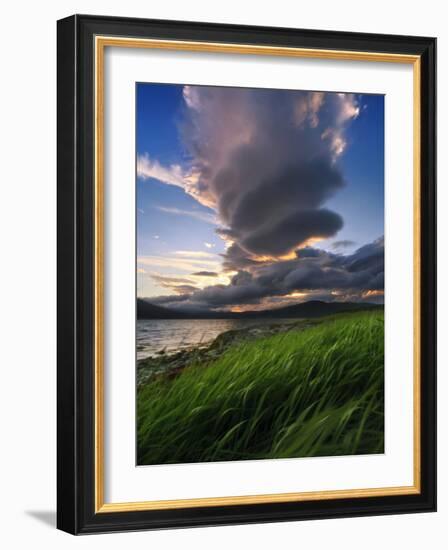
xmin=137 ymin=310 xmax=384 ymax=465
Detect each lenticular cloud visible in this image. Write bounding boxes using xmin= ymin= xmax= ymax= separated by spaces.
xmin=139 ymin=86 xmax=360 ymax=264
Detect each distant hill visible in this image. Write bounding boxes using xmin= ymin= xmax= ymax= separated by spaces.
xmin=136 ymin=301 xmax=191 ymax=319
xmin=137 ymin=298 xmax=381 ymax=320
xmin=248 ymin=300 xmax=380 ymax=318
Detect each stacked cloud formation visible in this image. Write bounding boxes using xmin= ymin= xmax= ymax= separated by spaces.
xmin=151 ymin=237 xmax=384 ymax=311
xmin=138 ymin=85 xmax=384 ymax=311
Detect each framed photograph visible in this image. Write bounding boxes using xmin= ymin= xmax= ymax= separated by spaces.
xmin=57 ymin=14 xmax=436 ymax=534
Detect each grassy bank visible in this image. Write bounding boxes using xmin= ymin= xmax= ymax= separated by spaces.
xmin=137 ymin=310 xmax=384 ymax=465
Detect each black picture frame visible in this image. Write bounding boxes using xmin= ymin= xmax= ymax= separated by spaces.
xmin=57 ymin=14 xmax=436 ymax=535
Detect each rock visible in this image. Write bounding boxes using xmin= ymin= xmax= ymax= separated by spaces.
xmin=137 ymin=319 xmax=317 ymax=387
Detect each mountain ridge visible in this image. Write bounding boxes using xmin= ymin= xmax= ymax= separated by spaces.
xmin=137 ymin=298 xmax=382 ymax=320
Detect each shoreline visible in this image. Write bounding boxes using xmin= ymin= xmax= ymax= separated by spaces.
xmin=137 ymin=318 xmax=320 ymax=386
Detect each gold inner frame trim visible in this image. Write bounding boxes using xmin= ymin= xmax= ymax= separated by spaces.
xmin=94 ymin=35 xmax=422 ymax=514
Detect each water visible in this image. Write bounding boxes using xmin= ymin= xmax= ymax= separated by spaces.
xmin=136 ymin=318 xmax=296 ymax=361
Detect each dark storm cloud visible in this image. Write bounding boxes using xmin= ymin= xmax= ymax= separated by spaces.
xmin=240 ymin=208 xmax=343 ymax=256
xmin=221 ymin=243 xmax=262 ymax=271
xmin=345 ymin=237 xmax=384 ymax=273
xmin=152 ymin=236 xmax=384 ymax=310
xmin=191 ymin=271 xmax=219 ymax=277
xmin=331 ymin=240 xmax=356 ymax=250
xmin=230 ymin=270 xmax=253 ymax=286
xmin=296 ymin=247 xmax=327 ymax=258
xmin=176 ymin=87 xmax=360 ymax=263
xmin=222 ymin=158 xmax=345 ymax=256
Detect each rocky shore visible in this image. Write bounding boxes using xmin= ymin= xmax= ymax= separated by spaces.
xmin=137 ymin=319 xmax=318 ymax=386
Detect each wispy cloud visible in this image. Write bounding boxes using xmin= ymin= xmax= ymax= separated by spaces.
xmin=137 ymin=254 xmax=220 ymax=273
xmin=149 ymin=274 xmax=198 ymax=295
xmin=191 ymin=271 xmax=218 ymax=277
xmin=151 ymin=274 xmax=194 ymax=285
xmin=137 ymin=152 xmax=211 ymax=207
xmin=137 ymin=153 xmax=184 ymax=187
xmin=204 ymin=242 xmax=215 ymax=249
xmin=174 ymin=250 xmax=217 ymax=259
xmin=156 ymin=206 xmax=216 ymax=224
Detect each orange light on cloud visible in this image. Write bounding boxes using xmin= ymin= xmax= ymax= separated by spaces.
xmin=362 ymin=290 xmax=384 ymax=298
xmin=286 ymin=291 xmax=308 ymax=299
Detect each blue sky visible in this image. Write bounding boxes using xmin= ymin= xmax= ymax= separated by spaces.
xmin=328 ymin=95 xmax=384 ymax=247
xmin=136 ymin=83 xmax=384 ymax=310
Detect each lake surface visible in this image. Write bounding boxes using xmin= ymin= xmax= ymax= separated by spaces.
xmin=137 ymin=318 xmax=296 ymax=360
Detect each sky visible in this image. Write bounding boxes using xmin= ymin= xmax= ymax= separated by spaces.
xmin=136 ymin=83 xmax=384 ymax=312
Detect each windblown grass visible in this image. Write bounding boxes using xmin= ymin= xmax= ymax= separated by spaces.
xmin=137 ymin=310 xmax=384 ymax=465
